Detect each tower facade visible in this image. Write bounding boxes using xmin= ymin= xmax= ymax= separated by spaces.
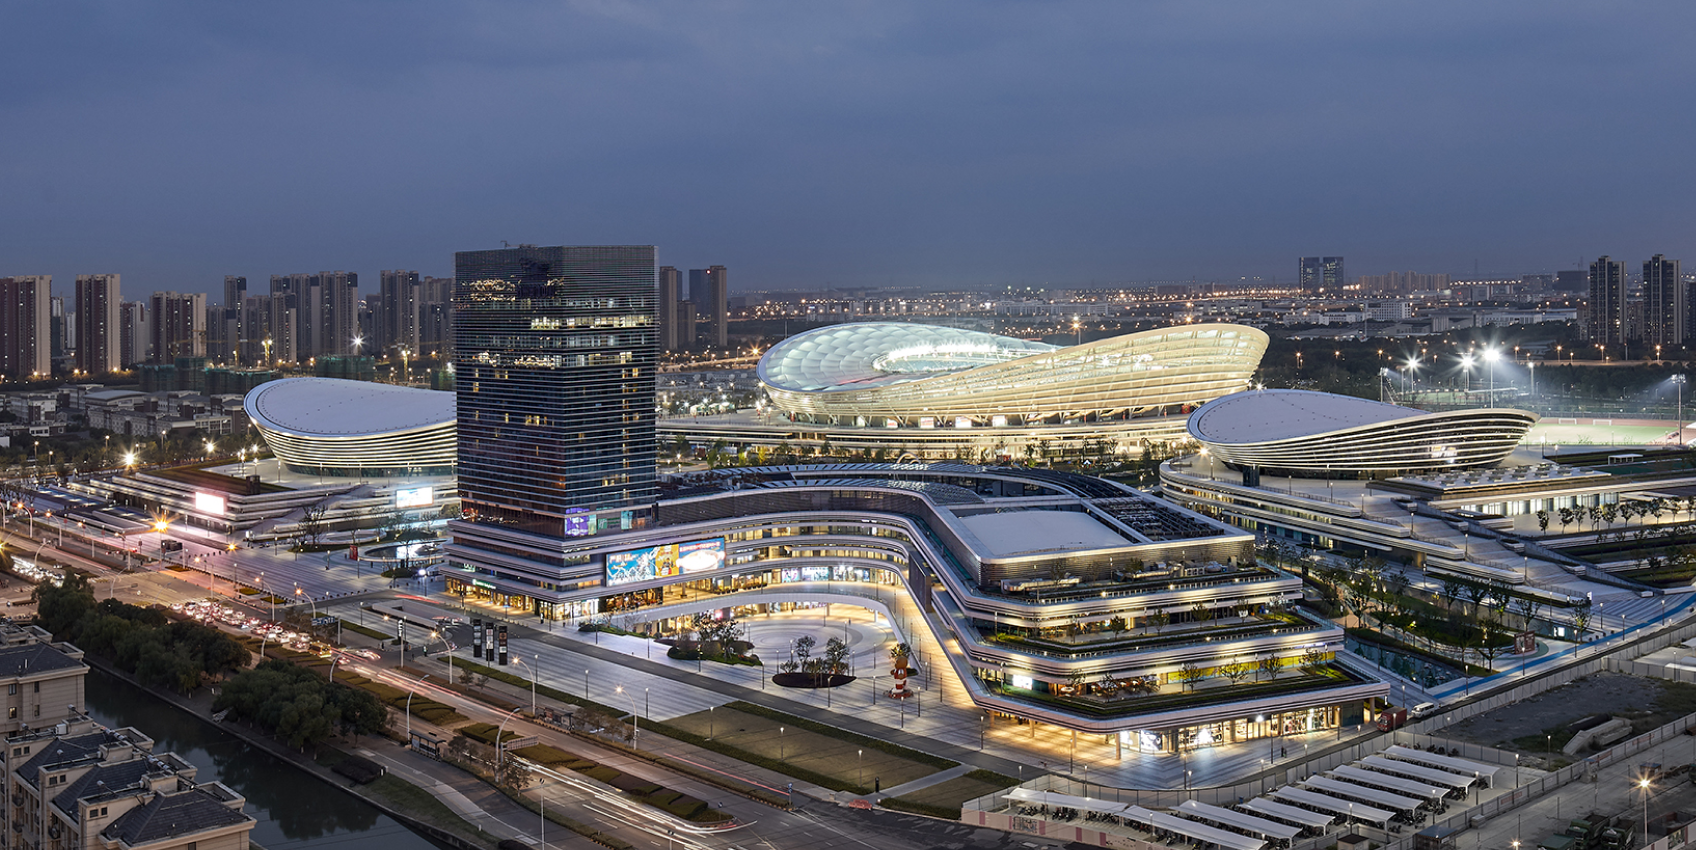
xmin=74 ymin=274 xmax=122 ymax=375
xmin=1587 ymin=256 xmax=1626 ymax=347
xmin=378 ymin=270 xmax=422 ymax=355
xmin=1298 ymin=257 xmax=1344 ymax=292
xmin=657 ymin=265 xmax=683 ymax=351
xmin=446 ymin=245 xmax=657 ymax=619
xmin=1644 ymin=254 xmax=1684 ymax=350
xmin=148 ymin=291 xmax=206 ymax=361
xmin=0 ymin=276 xmax=51 ymax=379
xmin=690 ymin=265 xmax=728 ymax=349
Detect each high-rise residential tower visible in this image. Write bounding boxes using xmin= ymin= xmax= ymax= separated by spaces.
xmin=657 ymin=265 xmax=683 ymax=351
xmin=0 ymin=276 xmax=51 ymax=379
xmin=1644 ymin=255 xmax=1684 ymax=350
xmin=74 ymin=274 xmax=122 ymax=374
xmin=148 ymin=291 xmax=207 ymax=361
xmin=690 ymin=265 xmax=728 ymax=349
xmin=378 ymin=269 xmax=422 ymax=355
xmin=1587 ymin=256 xmax=1627 ymax=347
xmin=118 ymin=301 xmax=149 ymax=366
xmin=270 ymin=271 xmax=358 ymax=358
xmin=447 ymin=245 xmax=657 ymax=616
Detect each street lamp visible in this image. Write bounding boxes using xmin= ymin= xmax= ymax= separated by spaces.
xmin=1460 ymin=354 xmax=1475 ymax=397
xmin=513 ymin=656 xmax=537 ymax=714
xmin=1640 ymin=776 xmax=1653 ymax=842
xmin=1485 ymin=349 xmax=1500 ymax=408
xmin=404 ymin=674 xmax=431 ymax=747
xmin=1673 ymin=375 xmax=1688 ymax=447
xmin=614 ymin=685 xmax=639 ymax=748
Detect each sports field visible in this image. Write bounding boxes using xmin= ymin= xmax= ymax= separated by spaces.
xmin=1523 ymin=419 xmax=1680 ymax=447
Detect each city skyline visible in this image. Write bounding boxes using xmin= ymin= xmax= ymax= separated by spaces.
xmin=3 ymin=3 xmax=1694 ymax=296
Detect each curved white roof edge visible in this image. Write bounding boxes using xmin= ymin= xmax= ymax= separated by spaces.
xmin=1188 ymin=389 xmax=1429 ymax=444
xmin=244 ymin=377 xmax=456 ymax=440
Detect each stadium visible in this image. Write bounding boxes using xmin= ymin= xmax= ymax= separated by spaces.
xmin=1186 ymin=389 xmax=1538 ymax=477
xmin=757 ymin=322 xmax=1269 ymax=428
xmin=244 ymin=377 xmax=457 ymax=476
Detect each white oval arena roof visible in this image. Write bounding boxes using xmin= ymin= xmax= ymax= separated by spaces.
xmin=244 ymin=377 xmax=455 ymax=438
xmin=758 ymin=323 xmax=1057 ymax=393
xmin=1188 ymin=389 xmax=1424 ymax=444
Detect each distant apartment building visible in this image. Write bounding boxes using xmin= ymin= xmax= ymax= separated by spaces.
xmin=378 ymin=269 xmax=422 ymax=355
xmin=658 ymin=265 xmax=685 ymax=351
xmin=690 ymin=265 xmax=728 ymax=348
xmin=1643 ymin=254 xmax=1684 ymax=349
xmin=0 ymin=275 xmax=51 ymax=379
xmin=74 ymin=274 xmax=122 ymax=375
xmin=1357 ymin=269 xmax=1450 ymax=294
xmin=242 ymin=293 xmax=297 ymax=364
xmin=1298 ymin=257 xmax=1344 ymax=293
xmin=149 ymin=291 xmax=206 ymax=361
xmin=1587 ymin=256 xmax=1627 ymax=346
xmin=118 ymin=301 xmax=149 ymax=367
xmin=269 ymin=271 xmax=358 ymax=358
xmin=419 ymin=276 xmax=454 ymax=356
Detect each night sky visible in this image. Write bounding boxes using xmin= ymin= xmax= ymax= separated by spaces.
xmin=3 ymin=2 xmax=1693 ymax=298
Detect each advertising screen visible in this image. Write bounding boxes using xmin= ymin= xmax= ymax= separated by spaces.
xmin=395 ymin=486 xmax=433 ymax=509
xmin=605 ymin=546 xmax=660 ymax=586
xmin=605 ymin=539 xmax=724 ymax=586
xmin=194 ymin=491 xmax=227 ymax=517
xmin=675 ymin=539 xmax=725 ymax=573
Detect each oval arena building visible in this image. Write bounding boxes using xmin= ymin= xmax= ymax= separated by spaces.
xmin=245 ymin=377 xmax=457 ymax=476
xmin=1186 ymin=389 xmax=1538 ymax=476
xmin=757 ymin=322 xmax=1270 ymax=427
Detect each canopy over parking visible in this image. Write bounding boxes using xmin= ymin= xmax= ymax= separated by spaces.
xmin=1360 ymin=755 xmax=1476 ymax=792
xmin=1177 ymin=800 xmax=1302 ymax=841
xmin=1240 ymin=798 xmax=1335 ymax=831
xmin=1384 ymin=745 xmax=1504 ymax=786
xmin=1303 ymin=775 xmax=1425 ymax=814
xmin=1003 ymin=788 xmax=1128 ymax=815
xmin=1123 ymin=806 xmax=1267 ymax=850
xmin=1271 ymin=788 xmax=1394 ymax=827
xmin=1332 ymin=766 xmax=1446 ymax=802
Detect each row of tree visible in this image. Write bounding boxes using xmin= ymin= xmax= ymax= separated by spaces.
xmin=777 ymin=634 xmax=852 ymax=685
xmin=1536 ymin=497 xmax=1696 ymax=537
xmin=214 ymin=660 xmax=389 ymax=749
xmin=35 ymin=574 xmax=250 ymax=692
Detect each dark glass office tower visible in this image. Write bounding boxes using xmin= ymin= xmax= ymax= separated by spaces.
xmin=453 ymin=245 xmax=658 ymax=537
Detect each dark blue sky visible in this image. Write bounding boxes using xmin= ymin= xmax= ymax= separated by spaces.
xmin=3 ymin=2 xmax=1692 ymax=298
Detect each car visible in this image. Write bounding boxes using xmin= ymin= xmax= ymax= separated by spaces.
xmin=356 ymin=648 xmax=381 ymax=660
xmin=1409 ymin=701 xmax=1438 ymax=719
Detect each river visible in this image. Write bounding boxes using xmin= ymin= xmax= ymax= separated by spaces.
xmin=85 ymin=668 xmax=451 ymax=850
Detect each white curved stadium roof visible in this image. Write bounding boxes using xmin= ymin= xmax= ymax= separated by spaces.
xmin=1188 ymin=389 xmax=1537 ymax=474
xmin=758 ymin=322 xmax=1269 ymax=427
xmin=245 ymin=377 xmax=456 ymax=474
xmin=1189 ymin=390 xmax=1425 ymax=443
xmin=760 ymin=324 xmax=1057 ymax=393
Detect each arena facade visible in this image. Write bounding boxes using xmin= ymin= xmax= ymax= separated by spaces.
xmin=245 ymin=377 xmax=457 ymax=476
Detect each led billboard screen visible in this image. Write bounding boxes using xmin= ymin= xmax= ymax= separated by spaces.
xmin=395 ymin=486 xmax=433 ymax=509
xmin=194 ymin=492 xmax=227 ymax=517
xmin=605 ymin=538 xmax=725 ymax=586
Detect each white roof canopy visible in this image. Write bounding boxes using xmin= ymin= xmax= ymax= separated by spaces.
xmin=1177 ymin=800 xmax=1303 ymax=840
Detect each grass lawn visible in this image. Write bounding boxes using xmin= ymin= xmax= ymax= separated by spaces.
xmin=663 ymin=705 xmax=946 ymax=793
xmin=883 ymin=769 xmax=1019 ymax=819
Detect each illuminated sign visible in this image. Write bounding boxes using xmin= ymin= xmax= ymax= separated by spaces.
xmin=676 ymin=539 xmax=724 ymax=573
xmin=1010 ymin=674 xmax=1034 ymax=690
xmin=606 ymin=538 xmax=726 ymax=586
xmin=194 ymin=492 xmax=226 ymax=517
xmin=564 ymin=512 xmax=591 ymax=536
xmin=395 ymin=486 xmax=433 ymax=509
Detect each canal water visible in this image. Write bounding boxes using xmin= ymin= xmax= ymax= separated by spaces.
xmin=85 ymin=668 xmax=449 ymax=850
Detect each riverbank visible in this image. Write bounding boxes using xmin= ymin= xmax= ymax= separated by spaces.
xmin=83 ymin=655 xmax=527 ymax=850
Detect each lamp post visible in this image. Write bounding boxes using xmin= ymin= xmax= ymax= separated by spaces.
xmin=404 ymin=674 xmax=431 ymax=747
xmin=513 ymin=656 xmax=537 ymax=714
xmin=614 ymin=685 xmax=639 ymax=749
xmin=1640 ymin=776 xmax=1653 ymax=842
xmin=496 ymin=705 xmax=523 ymax=772
xmin=1674 ymin=375 xmax=1687 ymax=447
xmin=1485 ymin=349 xmax=1500 ymax=408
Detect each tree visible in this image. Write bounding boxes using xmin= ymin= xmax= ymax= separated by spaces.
xmin=1557 ymin=507 xmax=1575 ymax=534
xmin=1300 ymin=647 xmax=1328 ymax=675
xmin=298 ymin=498 xmax=331 ymax=547
xmin=1475 ymin=621 xmax=1510 ymax=670
xmin=1221 ymin=658 xmax=1251 ymax=685
xmin=1176 ymin=662 xmax=1204 ymax=692
xmin=1463 ymin=581 xmax=1489 ymax=619
xmin=1513 ymin=595 xmax=1543 ymax=629
xmin=213 ymin=660 xmax=388 ymax=749
xmin=822 ymin=637 xmax=851 ymax=681
xmin=1571 ymin=597 xmax=1594 ymax=636
xmin=792 ymin=635 xmax=816 ymax=679
xmin=1536 ymin=509 xmax=1550 ymax=533
xmin=1065 ymin=670 xmax=1088 ymax=696
xmin=1107 ymin=615 xmax=1127 ymax=636
xmin=1440 ymin=577 xmax=1465 ymax=613
xmin=1257 ymin=655 xmax=1282 ymax=681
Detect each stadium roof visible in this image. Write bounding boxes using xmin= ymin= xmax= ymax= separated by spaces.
xmin=244 ymin=377 xmax=454 ymax=438
xmin=1188 ymin=389 xmax=1423 ymax=443
xmin=759 ymin=323 xmax=1056 ymax=393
